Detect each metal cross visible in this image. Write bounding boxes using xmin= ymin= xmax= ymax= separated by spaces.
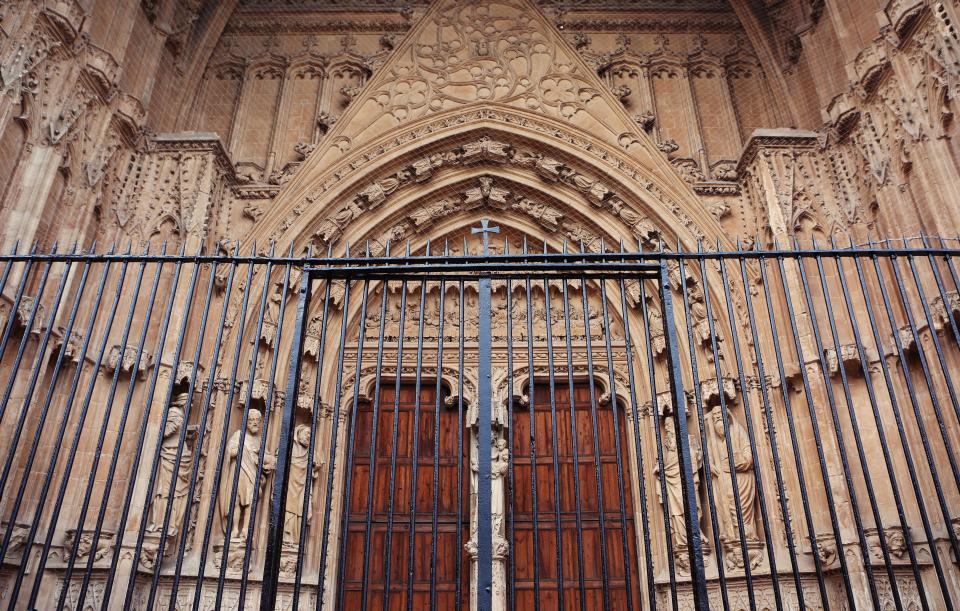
xmin=471 ymin=218 xmax=500 ymax=256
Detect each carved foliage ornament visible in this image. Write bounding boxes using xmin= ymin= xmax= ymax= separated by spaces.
xmin=371 ymin=1 xmax=601 ymax=122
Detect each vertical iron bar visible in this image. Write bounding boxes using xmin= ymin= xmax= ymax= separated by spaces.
xmin=405 ymin=271 xmax=430 ymax=609
xmin=522 ymin=240 xmax=542 ymax=611
xmin=638 ymin=276 xmax=678 ymax=611
xmin=560 ymin=271 xmax=588 ymax=609
xmin=579 ymin=270 xmax=612 ymax=611
xmin=381 ymin=273 xmax=408 ymax=610
xmin=455 ymin=271 xmax=466 ymax=611
xmin=598 ymin=278 xmax=636 ymax=611
xmin=832 ymin=252 xmax=933 ymax=609
xmin=476 ymin=271 xmax=494 ymax=611
xmin=756 ymin=255 xmax=831 ymax=610
xmin=657 ymin=263 xmax=709 ymax=611
xmin=541 ymin=266 xmax=566 ymax=609
xmin=293 ymin=272 xmax=333 ymax=610
xmin=261 ymin=267 xmax=312 ymax=610
xmin=473 ymin=223 xmax=498 ymax=611
xmin=853 ymin=253 xmax=957 ymax=609
xmin=189 ymin=250 xmax=256 ymax=611
xmin=773 ymin=253 xmax=858 ymax=610
xmin=674 ymin=256 xmax=731 ymax=611
xmin=616 ymin=272 xmax=657 ymax=611
xmin=335 ymin=276 xmax=373 ymax=609
xmin=315 ymin=276 xmax=353 ymax=610
xmin=811 ymin=245 xmax=905 ymax=609
xmin=504 ymin=244 xmax=517 ymax=611
xmin=428 ymin=262 xmax=447 ymax=610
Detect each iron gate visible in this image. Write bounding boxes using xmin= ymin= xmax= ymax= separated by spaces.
xmin=0 ymin=229 xmax=958 ymax=610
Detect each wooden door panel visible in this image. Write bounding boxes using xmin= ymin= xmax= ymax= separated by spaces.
xmin=510 ymin=382 xmax=642 ymax=610
xmin=341 ymin=383 xmax=468 ymax=610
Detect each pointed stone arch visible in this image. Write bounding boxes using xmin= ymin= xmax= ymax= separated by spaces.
xmin=241 ymin=0 xmax=733 ymax=255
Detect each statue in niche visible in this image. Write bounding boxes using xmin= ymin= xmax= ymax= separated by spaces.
xmin=219 ymin=409 xmax=276 ymax=541
xmin=655 ymin=416 xmax=705 ymax=569
xmin=147 ymin=394 xmax=193 ymax=536
xmin=705 ymin=407 xmax=758 ymax=542
xmin=284 ymin=424 xmax=320 ymax=542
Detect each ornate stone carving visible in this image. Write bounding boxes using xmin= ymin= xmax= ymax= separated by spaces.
xmin=146 ymin=397 xmax=194 ymax=537
xmin=705 ymin=406 xmax=762 ymax=569
xmin=105 ymin=345 xmax=153 ymax=375
xmin=283 ymin=424 xmax=320 ymax=547
xmin=63 ymin=528 xmax=115 ymax=563
xmin=409 ymin=198 xmax=460 ymax=229
xmin=218 ymin=409 xmax=276 ymax=542
xmin=655 ymin=416 xmax=706 ymax=573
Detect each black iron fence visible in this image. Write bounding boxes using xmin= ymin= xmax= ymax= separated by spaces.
xmin=0 ymin=232 xmax=958 ymax=610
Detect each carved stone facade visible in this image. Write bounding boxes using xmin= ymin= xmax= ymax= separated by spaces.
xmin=1 ymin=0 xmax=960 ymax=609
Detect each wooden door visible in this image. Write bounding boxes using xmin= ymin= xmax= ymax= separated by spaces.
xmin=341 ymin=383 xmax=469 ymax=610
xmin=511 ymin=382 xmax=642 ymax=610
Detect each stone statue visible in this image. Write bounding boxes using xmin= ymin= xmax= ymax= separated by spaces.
xmin=706 ymin=407 xmax=758 ymax=541
xmin=147 ymin=395 xmax=193 ymax=536
xmin=284 ymin=424 xmax=320 ymax=542
xmin=655 ymin=416 xmax=705 ymax=557
xmin=219 ymin=409 xmax=276 ymax=540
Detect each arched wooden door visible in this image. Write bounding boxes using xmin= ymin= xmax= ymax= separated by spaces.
xmin=511 ymin=381 xmax=642 ymax=610
xmin=340 ymin=382 xmax=470 ymax=609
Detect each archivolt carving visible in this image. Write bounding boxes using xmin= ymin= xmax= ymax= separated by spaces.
xmin=308 ymin=134 xmax=669 ymax=251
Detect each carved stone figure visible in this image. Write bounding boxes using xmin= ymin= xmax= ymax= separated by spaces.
xmin=219 ymin=409 xmax=276 ymax=540
xmin=511 ymin=197 xmax=563 ymax=230
xmin=284 ymin=424 xmax=320 ymax=542
xmin=147 ymin=396 xmax=193 ymax=537
xmin=409 ymin=198 xmax=459 ymax=228
xmin=654 ymin=416 xmax=705 ymax=567
xmin=706 ymin=407 xmax=758 ymax=542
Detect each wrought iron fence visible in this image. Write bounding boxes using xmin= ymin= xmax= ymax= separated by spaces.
xmin=0 ymin=232 xmax=958 ymax=610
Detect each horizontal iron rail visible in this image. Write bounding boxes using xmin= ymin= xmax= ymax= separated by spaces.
xmin=4 ymin=244 xmax=960 ymax=265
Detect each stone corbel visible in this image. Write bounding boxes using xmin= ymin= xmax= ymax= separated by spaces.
xmin=104 ymin=345 xmax=154 ymax=376
xmin=864 ymin=525 xmax=908 ymax=563
xmin=0 ymin=521 xmax=31 ymax=563
xmin=63 ymin=528 xmax=115 ymax=564
xmin=930 ymin=290 xmax=960 ymax=332
xmin=14 ymin=296 xmax=46 ymax=335
xmin=823 ymin=343 xmax=879 ymax=377
xmin=641 ymin=389 xmax=675 ymax=418
xmin=56 ymin=330 xmax=86 ymax=364
xmin=695 ymin=376 xmax=737 ymax=409
xmin=238 ymin=378 xmax=273 ymax=405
